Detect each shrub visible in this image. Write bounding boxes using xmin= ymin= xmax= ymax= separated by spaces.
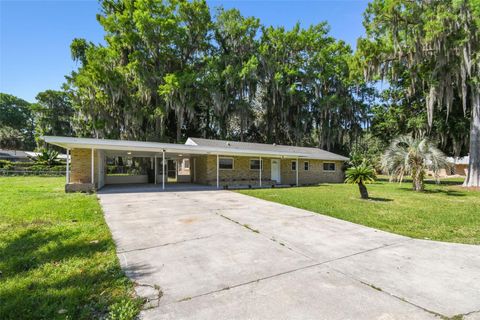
xmin=345 ymin=162 xmax=376 ymax=199
xmin=0 ymin=160 xmax=13 ymax=170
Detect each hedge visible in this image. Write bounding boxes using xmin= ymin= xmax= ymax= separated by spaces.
xmin=0 ymin=160 xmax=66 ymax=176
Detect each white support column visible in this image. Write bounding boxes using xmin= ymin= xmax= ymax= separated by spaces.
xmin=162 ymin=150 xmax=165 ymax=190
xmin=66 ymin=149 xmax=70 ymax=184
xmin=216 ymin=154 xmax=220 ymax=189
xmin=154 ymin=156 xmax=157 ymax=184
xmin=296 ymin=157 xmax=299 ymax=187
xmin=259 ymin=156 xmax=262 ymax=187
xmin=193 ymin=157 xmax=197 ymax=183
xmin=91 ymin=148 xmax=95 ymax=185
xmin=175 ymin=160 xmax=178 ymax=181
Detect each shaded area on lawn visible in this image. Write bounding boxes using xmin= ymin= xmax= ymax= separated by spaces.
xmin=238 ymin=178 xmax=480 ymax=244
xmin=0 ymin=177 xmax=141 ymax=320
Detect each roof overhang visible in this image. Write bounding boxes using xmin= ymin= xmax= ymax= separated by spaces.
xmin=41 ymin=136 xmax=320 ymax=159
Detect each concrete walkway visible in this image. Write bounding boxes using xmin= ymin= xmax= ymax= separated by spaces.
xmin=98 ymin=186 xmax=480 ymax=320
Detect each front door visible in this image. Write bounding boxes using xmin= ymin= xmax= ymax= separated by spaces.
xmin=271 ymin=159 xmax=281 ymax=183
xmin=167 ymin=160 xmax=177 ymax=182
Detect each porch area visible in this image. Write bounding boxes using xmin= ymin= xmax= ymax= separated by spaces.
xmin=63 ymin=149 xmax=303 ymax=192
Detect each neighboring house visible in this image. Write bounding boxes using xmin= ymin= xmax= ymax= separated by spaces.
xmin=24 ymin=151 xmax=68 ymax=161
xmin=0 ymin=150 xmax=68 ymax=162
xmin=0 ymin=149 xmax=33 ymax=162
xmin=426 ymin=156 xmax=469 ymax=177
xmin=443 ymin=156 xmax=469 ymax=177
xmin=42 ymin=136 xmax=348 ymax=192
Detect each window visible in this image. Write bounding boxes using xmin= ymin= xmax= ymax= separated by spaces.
xmin=304 ymin=161 xmax=309 ymax=171
xmin=219 ymin=157 xmax=234 ymax=170
xmin=183 ymin=159 xmax=190 ymax=169
xmin=323 ymin=162 xmax=336 ymax=171
xmin=291 ymin=160 xmax=297 ymax=171
xmin=250 ymin=159 xmax=263 ymax=170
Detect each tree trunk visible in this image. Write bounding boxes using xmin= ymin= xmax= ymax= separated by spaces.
xmin=412 ymin=171 xmax=424 ymax=191
xmin=176 ymin=112 xmax=183 ymax=143
xmin=358 ymin=182 xmax=369 ymax=199
xmin=464 ymin=90 xmax=480 ymax=187
xmin=219 ymin=116 xmax=226 ymax=140
xmin=411 ymin=167 xmax=425 ymax=191
xmin=412 ymin=178 xmax=424 ymax=191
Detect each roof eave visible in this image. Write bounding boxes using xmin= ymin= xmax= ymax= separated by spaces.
xmin=41 ymin=136 xmax=329 ymax=159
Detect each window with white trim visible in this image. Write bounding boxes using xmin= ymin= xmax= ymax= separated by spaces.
xmin=291 ymin=160 xmax=297 ymax=171
xmin=304 ymin=161 xmax=309 ymax=171
xmin=219 ymin=157 xmax=234 ymax=170
xmin=323 ymin=162 xmax=336 ymax=171
xmin=183 ymin=159 xmax=190 ymax=169
xmin=250 ymin=159 xmax=263 ymax=170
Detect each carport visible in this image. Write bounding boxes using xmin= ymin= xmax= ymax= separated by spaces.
xmin=42 ymin=136 xmax=221 ymax=191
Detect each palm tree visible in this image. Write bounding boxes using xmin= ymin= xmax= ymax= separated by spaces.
xmin=35 ymin=149 xmax=59 ymax=166
xmin=381 ymin=136 xmax=448 ymax=191
xmin=345 ymin=162 xmax=376 ymax=199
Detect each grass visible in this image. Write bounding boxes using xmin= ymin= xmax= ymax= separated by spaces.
xmin=237 ymin=177 xmax=480 ymax=244
xmin=0 ymin=176 xmax=140 ymax=320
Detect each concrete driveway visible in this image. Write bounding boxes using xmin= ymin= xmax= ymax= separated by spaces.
xmin=98 ymin=185 xmax=480 ymax=320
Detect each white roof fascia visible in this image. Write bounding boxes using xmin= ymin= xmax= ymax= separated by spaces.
xmin=41 ymin=136 xmax=314 ymax=159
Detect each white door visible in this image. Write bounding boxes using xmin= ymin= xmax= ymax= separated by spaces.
xmin=271 ymin=159 xmax=281 ymax=183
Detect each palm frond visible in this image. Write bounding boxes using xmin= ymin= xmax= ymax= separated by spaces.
xmin=381 ymin=135 xmax=447 ymax=185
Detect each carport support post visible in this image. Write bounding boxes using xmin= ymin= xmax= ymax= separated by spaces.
xmin=66 ymin=149 xmax=70 ymax=184
xmin=216 ymin=154 xmax=219 ymax=189
xmin=162 ymin=150 xmax=165 ymax=190
xmin=91 ymin=148 xmax=95 ymax=185
xmin=296 ymin=157 xmax=299 ymax=187
xmin=154 ymin=156 xmax=157 ymax=184
xmin=259 ymin=156 xmax=262 ymax=187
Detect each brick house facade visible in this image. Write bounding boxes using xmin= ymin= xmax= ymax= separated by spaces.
xmin=42 ymin=136 xmax=348 ymax=192
xmin=191 ymin=155 xmax=343 ymax=186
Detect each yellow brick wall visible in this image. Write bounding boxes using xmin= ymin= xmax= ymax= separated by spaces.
xmin=69 ymin=150 xmax=344 ymax=188
xmin=192 ymin=155 xmax=209 ymax=184
xmin=280 ymin=159 xmax=344 ymax=185
xmin=195 ymin=155 xmax=344 ymax=186
xmin=70 ymin=148 xmax=98 ymax=185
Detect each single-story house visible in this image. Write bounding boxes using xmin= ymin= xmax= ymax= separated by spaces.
xmin=439 ymin=156 xmax=470 ymax=177
xmin=41 ymin=136 xmax=349 ymax=192
xmin=425 ymin=155 xmax=470 ymax=178
xmin=24 ymin=151 xmax=68 ymax=161
xmin=0 ymin=149 xmax=33 ymax=162
xmin=0 ymin=149 xmax=68 ymax=162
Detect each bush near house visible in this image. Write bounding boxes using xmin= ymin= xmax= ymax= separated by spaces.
xmin=0 ymin=176 xmax=141 ymax=320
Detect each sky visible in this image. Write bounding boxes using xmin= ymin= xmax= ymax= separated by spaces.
xmin=0 ymin=0 xmax=369 ymax=103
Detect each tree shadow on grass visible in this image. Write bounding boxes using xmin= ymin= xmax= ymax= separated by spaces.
xmin=423 ymin=189 xmax=466 ymax=196
xmin=424 ymin=179 xmax=465 ymax=186
xmin=0 ymin=228 xmax=110 ymax=275
xmin=0 ymin=227 xmax=146 ymax=320
xmin=397 ymin=187 xmax=466 ymax=197
xmin=0 ymin=262 xmax=148 ymax=320
xmin=368 ymin=197 xmax=393 ymax=202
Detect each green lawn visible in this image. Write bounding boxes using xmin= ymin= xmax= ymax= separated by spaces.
xmin=0 ymin=177 xmax=140 ymax=320
xmin=238 ymin=178 xmax=480 ymax=244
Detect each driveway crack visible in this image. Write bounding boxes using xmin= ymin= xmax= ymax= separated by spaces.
xmin=174 ymin=238 xmax=415 ymax=305
xmin=328 ymin=266 xmax=448 ymax=319
xmin=117 ymin=234 xmax=216 ymax=254
xmin=135 ymin=282 xmax=164 ymax=310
